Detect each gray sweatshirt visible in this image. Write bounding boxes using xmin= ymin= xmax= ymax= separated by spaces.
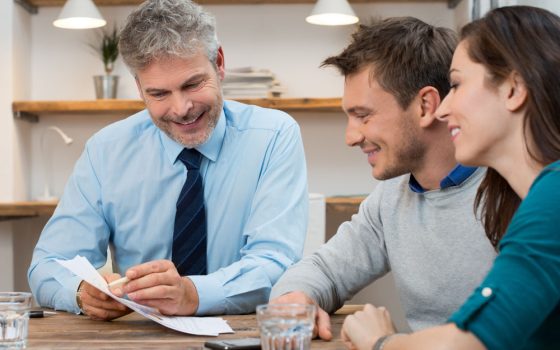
xmin=271 ymin=168 xmax=496 ymax=331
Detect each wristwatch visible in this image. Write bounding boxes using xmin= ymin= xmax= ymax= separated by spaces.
xmin=76 ymin=280 xmax=86 ymax=315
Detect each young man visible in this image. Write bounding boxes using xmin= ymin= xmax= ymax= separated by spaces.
xmin=270 ymin=17 xmax=496 ymax=338
xmin=28 ymin=0 xmax=308 ymax=320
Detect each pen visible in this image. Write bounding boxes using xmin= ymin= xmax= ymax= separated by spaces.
xmin=30 ymin=310 xmax=57 ymax=318
xmin=107 ymin=276 xmax=130 ymax=288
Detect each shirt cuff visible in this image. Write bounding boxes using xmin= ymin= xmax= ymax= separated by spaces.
xmin=449 ymin=284 xmax=496 ymax=330
xmin=52 ymin=275 xmax=83 ymax=314
xmin=189 ymin=274 xmax=226 ymax=315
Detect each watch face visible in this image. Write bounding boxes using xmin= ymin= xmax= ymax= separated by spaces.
xmin=76 ymin=281 xmax=86 ymax=313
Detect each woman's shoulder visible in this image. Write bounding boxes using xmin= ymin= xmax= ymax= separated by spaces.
xmin=530 ymin=160 xmax=560 ymax=194
xmin=501 ymin=160 xmax=560 ymax=246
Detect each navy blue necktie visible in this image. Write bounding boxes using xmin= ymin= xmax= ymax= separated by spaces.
xmin=172 ymin=148 xmax=207 ymax=276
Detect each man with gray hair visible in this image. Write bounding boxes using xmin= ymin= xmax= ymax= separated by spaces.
xmin=29 ymin=0 xmax=307 ymax=320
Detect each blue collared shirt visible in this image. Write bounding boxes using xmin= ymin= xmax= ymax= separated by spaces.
xmin=409 ymin=164 xmax=478 ymax=193
xmin=28 ymin=100 xmax=308 ymax=315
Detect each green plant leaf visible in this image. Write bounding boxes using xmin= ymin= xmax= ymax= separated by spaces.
xmin=90 ymin=24 xmax=120 ymax=75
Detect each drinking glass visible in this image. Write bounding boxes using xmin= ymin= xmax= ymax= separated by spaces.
xmin=0 ymin=292 xmax=32 ymax=349
xmin=257 ymin=303 xmax=316 ymax=350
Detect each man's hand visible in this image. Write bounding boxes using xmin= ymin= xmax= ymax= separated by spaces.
xmin=341 ymin=304 xmax=396 ymax=350
xmin=111 ymin=259 xmax=198 ymax=316
xmin=78 ymin=274 xmax=131 ymax=321
xmin=270 ymin=291 xmax=332 ymax=341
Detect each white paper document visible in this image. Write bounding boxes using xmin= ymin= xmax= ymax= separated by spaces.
xmin=56 ymin=255 xmax=234 ymax=336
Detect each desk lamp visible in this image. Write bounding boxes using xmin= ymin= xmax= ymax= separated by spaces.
xmin=38 ymin=126 xmax=73 ymax=201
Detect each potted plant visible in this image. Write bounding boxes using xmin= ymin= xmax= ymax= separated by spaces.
xmin=91 ymin=25 xmax=120 ymax=99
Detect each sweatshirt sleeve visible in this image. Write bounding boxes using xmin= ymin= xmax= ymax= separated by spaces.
xmin=270 ymin=184 xmax=390 ymax=313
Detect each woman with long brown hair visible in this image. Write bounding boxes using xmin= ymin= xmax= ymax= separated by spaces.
xmin=341 ymin=6 xmax=560 ymax=350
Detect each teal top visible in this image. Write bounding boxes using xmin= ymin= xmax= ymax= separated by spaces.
xmin=449 ymin=160 xmax=560 ymax=350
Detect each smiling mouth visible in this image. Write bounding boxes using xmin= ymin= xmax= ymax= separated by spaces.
xmin=450 ymin=127 xmax=460 ymax=137
xmin=363 ymin=148 xmax=380 ymax=166
xmin=174 ymin=112 xmax=204 ymax=126
xmin=363 ymin=146 xmax=380 ymax=156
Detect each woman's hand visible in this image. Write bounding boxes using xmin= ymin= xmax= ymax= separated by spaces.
xmin=341 ymin=304 xmax=396 ymax=350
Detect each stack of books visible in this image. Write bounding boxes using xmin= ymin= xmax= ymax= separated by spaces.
xmin=222 ymin=67 xmax=285 ymax=99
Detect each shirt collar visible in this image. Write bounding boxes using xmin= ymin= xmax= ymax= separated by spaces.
xmin=409 ymin=164 xmax=478 ymax=193
xmin=160 ymin=108 xmax=226 ymax=164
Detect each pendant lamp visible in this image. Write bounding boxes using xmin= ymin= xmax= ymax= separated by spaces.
xmin=53 ymin=0 xmax=107 ymax=29
xmin=306 ymin=0 xmax=359 ymax=26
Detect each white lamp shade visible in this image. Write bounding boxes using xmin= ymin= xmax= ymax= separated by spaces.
xmin=306 ymin=0 xmax=359 ymax=26
xmin=53 ymin=0 xmax=107 ymax=29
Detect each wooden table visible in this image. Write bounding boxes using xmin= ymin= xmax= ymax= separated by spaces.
xmin=27 ymin=306 xmax=362 ymax=349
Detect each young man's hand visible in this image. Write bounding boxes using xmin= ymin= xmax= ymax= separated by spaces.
xmin=270 ymin=291 xmax=333 ymax=340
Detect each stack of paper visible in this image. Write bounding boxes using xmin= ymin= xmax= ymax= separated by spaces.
xmin=56 ymin=255 xmax=234 ymax=336
xmin=223 ymin=67 xmax=285 ymax=99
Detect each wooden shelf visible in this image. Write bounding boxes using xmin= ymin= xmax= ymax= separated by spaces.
xmin=325 ymin=196 xmax=365 ymax=205
xmin=0 ymin=196 xmax=365 ymax=220
xmin=12 ymin=98 xmax=343 ymax=120
xmin=13 ymin=100 xmax=145 ymax=114
xmin=0 ymin=201 xmax=57 ymax=221
xmin=27 ymin=0 xmax=445 ymax=7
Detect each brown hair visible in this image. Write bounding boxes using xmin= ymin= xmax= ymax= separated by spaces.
xmin=462 ymin=6 xmax=560 ymax=247
xmin=322 ymin=17 xmax=457 ymax=109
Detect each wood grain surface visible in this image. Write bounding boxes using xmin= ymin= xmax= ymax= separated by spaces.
xmin=27 ymin=305 xmax=363 ymax=349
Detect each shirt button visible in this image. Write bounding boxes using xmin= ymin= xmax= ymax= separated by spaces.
xmin=481 ymin=287 xmax=493 ymax=297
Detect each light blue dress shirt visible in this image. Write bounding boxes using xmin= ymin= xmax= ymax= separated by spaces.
xmin=28 ymin=100 xmax=308 ymax=315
